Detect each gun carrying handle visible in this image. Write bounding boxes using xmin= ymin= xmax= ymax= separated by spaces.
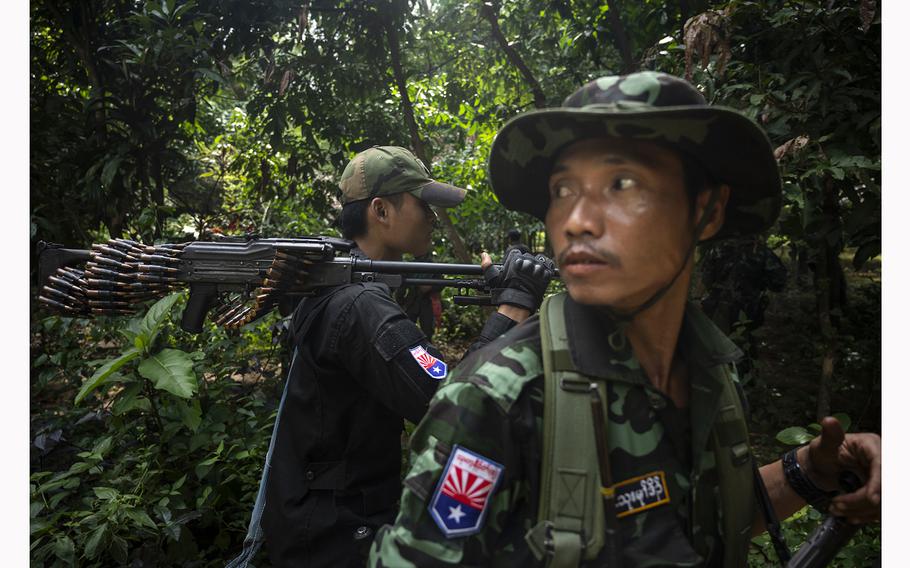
xmin=182 ymin=283 xmax=219 ymax=333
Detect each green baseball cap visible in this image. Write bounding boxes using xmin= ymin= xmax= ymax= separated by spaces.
xmin=487 ymin=71 xmax=782 ymax=240
xmin=339 ymin=146 xmax=468 ymax=207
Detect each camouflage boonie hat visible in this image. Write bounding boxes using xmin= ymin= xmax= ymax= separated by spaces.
xmin=340 ymin=146 xmax=467 ymax=207
xmin=487 ymin=71 xmax=781 ymax=240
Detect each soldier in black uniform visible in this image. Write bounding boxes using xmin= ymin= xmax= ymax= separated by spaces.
xmin=227 ymin=146 xmax=555 ymax=568
xmin=700 ymin=236 xmax=788 ymax=383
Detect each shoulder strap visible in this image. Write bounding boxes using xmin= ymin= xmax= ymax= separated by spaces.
xmin=525 ymin=293 xmax=606 ymax=566
xmin=711 ymin=367 xmax=758 ymax=568
xmin=531 ymin=294 xmax=760 ymax=567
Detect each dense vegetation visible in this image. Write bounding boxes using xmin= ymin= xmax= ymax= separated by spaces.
xmin=30 ymin=0 xmax=880 ymax=565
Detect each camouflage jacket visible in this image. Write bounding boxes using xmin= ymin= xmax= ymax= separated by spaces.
xmin=370 ymin=295 xmax=748 ymax=567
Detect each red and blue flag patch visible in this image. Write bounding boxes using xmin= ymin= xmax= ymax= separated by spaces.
xmin=409 ymin=345 xmax=447 ymax=379
xmin=428 ymin=445 xmax=504 ymax=538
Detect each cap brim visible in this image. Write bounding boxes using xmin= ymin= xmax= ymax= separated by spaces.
xmin=487 ymin=106 xmax=782 ymax=240
xmin=411 ymin=180 xmax=468 ymax=208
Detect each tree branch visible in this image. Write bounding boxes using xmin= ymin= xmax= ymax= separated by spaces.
xmin=604 ymin=0 xmax=636 ymax=73
xmin=383 ymin=11 xmax=472 ymax=263
xmin=479 ymin=2 xmax=547 ymax=109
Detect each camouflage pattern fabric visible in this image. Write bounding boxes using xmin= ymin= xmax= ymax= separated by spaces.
xmin=370 ymin=296 xmax=748 ymax=567
xmin=487 ymin=71 xmax=782 ymax=240
xmin=340 ymin=145 xmax=467 ymax=207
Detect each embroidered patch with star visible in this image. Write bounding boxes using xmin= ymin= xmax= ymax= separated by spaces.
xmin=613 ymin=470 xmax=671 ymax=518
xmin=428 ymin=445 xmax=504 ymax=537
xmin=409 ymin=345 xmax=447 ymax=379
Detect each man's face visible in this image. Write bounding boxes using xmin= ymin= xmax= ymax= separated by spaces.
xmin=387 ymin=192 xmax=436 ymax=257
xmin=544 ymin=137 xmax=698 ymax=309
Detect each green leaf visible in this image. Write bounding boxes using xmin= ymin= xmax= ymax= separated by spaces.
xmin=172 ymin=1 xmax=195 ymax=20
xmin=138 ymin=292 xmax=183 ymax=349
xmin=111 ymin=383 xmax=151 ymax=415
xmin=776 ymin=426 xmax=815 ymax=445
xmin=196 ymin=485 xmax=213 ymax=508
xmin=172 ymin=474 xmax=187 ymax=490
xmin=196 ymin=67 xmax=226 ymax=84
xmin=111 ymin=536 xmax=128 ymax=564
xmin=30 ymin=501 xmax=45 ymax=518
xmin=125 ymin=508 xmax=157 ymax=529
xmin=138 ymin=349 xmax=198 ymax=398
xmin=75 ymin=348 xmax=142 ymax=405
xmin=49 ymin=490 xmax=71 ymax=509
xmin=84 ymin=523 xmax=108 ymax=559
xmin=852 ymin=241 xmax=880 ymax=270
xmin=52 ymin=535 xmax=75 ymax=564
xmin=100 ymin=156 xmax=123 ymax=188
xmin=92 ymin=435 xmax=113 ymax=457
xmin=119 ymin=317 xmax=143 ymax=344
xmin=30 ymin=518 xmax=50 ymax=537
xmin=833 ymin=413 xmax=852 ymax=433
xmin=177 ymin=398 xmax=203 ymax=431
xmin=93 ymin=487 xmax=119 ymax=501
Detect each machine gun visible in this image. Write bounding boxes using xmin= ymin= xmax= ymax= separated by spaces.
xmin=37 ymin=237 xmax=529 ymax=333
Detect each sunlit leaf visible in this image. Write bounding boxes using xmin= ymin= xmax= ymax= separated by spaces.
xmin=138 ymin=348 xmax=198 ymax=398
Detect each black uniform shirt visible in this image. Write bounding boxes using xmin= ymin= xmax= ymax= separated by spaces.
xmin=262 ymin=256 xmax=514 ymax=567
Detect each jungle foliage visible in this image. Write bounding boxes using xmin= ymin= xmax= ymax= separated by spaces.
xmin=31 ymin=0 xmax=880 ymax=565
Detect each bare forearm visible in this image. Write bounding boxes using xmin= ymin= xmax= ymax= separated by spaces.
xmin=496 ymin=304 xmax=531 ymax=322
xmin=752 ymin=456 xmax=802 ymax=536
xmin=752 ymin=445 xmax=835 ymax=537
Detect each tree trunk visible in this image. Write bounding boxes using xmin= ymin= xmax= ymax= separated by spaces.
xmin=812 ymin=176 xmax=845 ymax=420
xmin=814 ymin=257 xmax=835 ymax=420
xmin=46 ymin=0 xmax=106 ymax=143
xmin=151 ymin=152 xmax=165 ymax=240
xmin=604 ymin=0 xmax=636 ymax=73
xmin=383 ymin=14 xmax=472 ymax=263
xmin=479 ymin=2 xmax=547 ymax=109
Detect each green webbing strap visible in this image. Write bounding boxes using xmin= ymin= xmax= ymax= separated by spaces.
xmin=525 ymin=293 xmax=606 ymax=567
xmin=713 ymin=367 xmax=758 ymax=568
xmin=530 ymin=294 xmax=756 ymax=567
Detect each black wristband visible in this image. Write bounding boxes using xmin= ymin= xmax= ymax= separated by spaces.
xmin=781 ymin=447 xmax=838 ymax=513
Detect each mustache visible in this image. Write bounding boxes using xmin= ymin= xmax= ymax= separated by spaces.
xmin=556 ymin=242 xmax=622 ymax=268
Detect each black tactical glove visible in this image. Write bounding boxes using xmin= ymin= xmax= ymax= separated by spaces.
xmin=484 ymin=248 xmax=556 ymax=312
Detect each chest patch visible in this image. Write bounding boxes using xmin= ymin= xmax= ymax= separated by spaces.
xmin=613 ymin=470 xmax=671 ymax=518
xmin=409 ymin=345 xmax=447 ymax=379
xmin=428 ymin=445 xmax=504 ymax=537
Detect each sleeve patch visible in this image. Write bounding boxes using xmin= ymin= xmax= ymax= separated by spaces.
xmin=374 ymin=318 xmax=426 ymax=361
xmin=409 ymin=345 xmax=447 ymax=380
xmin=428 ymin=445 xmax=504 ymax=538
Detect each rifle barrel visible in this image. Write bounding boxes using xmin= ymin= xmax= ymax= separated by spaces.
xmin=401 ymin=277 xmax=488 ymax=290
xmin=356 ymin=259 xmax=560 ymax=278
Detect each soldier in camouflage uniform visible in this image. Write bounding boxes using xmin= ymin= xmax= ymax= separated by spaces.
xmin=369 ymin=72 xmax=881 ymax=567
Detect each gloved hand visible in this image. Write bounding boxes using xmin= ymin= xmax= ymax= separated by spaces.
xmin=483 ymin=248 xmax=556 ymax=312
